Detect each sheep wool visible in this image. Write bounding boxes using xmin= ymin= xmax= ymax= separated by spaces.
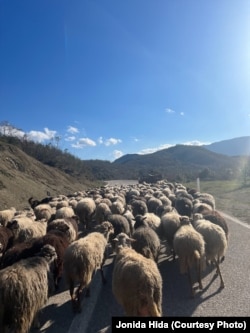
xmin=112 ymin=232 xmax=163 ymax=317
xmin=0 ymin=244 xmax=57 ymax=333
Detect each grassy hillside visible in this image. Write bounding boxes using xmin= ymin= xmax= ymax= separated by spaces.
xmin=0 ymin=142 xmax=103 ymax=210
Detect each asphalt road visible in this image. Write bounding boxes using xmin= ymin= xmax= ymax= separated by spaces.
xmin=33 ymin=210 xmax=250 ymax=333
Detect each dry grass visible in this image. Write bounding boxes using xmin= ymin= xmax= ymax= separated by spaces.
xmin=0 ymin=143 xmax=102 ymax=210
xmin=185 ymin=179 xmax=250 ymax=225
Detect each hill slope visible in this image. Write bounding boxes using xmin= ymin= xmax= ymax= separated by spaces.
xmin=0 ymin=142 xmax=100 ymax=210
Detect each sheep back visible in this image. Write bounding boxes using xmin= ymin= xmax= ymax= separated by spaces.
xmin=112 ymin=246 xmax=162 ymax=316
xmin=0 ymin=245 xmax=57 ymax=333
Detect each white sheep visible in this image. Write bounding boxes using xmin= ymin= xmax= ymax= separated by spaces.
xmin=0 ymin=244 xmax=57 ymax=333
xmin=94 ymin=202 xmax=112 ymax=224
xmin=33 ymin=203 xmax=54 ymax=221
xmin=193 ymin=192 xmax=216 ymax=210
xmin=74 ymin=197 xmax=96 ymax=229
xmin=0 ymin=207 xmax=16 ymax=227
xmin=173 ymin=216 xmax=206 ymax=297
xmin=7 ymin=217 xmax=47 ymax=243
xmin=112 ymin=232 xmax=163 ymax=316
xmin=192 ymin=213 xmax=228 ymax=288
xmin=47 ymin=217 xmax=79 ymax=243
xmin=63 ymin=221 xmax=114 ymax=313
xmin=55 ymin=206 xmax=75 ymax=219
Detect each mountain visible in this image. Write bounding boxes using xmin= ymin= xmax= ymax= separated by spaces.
xmin=203 ymin=136 xmax=250 ymax=156
xmin=1 ymin=135 xmax=250 ymax=210
xmin=113 ymin=144 xmax=243 ymax=181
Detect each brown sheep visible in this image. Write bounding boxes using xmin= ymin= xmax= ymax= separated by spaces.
xmin=0 ymin=244 xmax=57 ymax=333
xmin=112 ymin=232 xmax=163 ymax=316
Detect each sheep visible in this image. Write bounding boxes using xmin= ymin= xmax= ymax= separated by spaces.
xmin=146 ymin=196 xmax=163 ymax=214
xmin=0 ymin=207 xmax=16 ymax=227
xmin=56 ymin=200 xmax=69 ymax=209
xmin=173 ymin=216 xmax=206 ymax=297
xmin=192 ymin=213 xmax=228 ymax=289
xmin=110 ymin=200 xmax=125 ymax=215
xmin=7 ymin=218 xmax=47 ymax=243
xmin=134 ymin=212 xmax=161 ymax=234
xmin=0 ymin=244 xmax=57 ymax=333
xmin=94 ymin=202 xmax=112 ymax=224
xmin=131 ymin=223 xmax=161 ymax=262
xmin=33 ymin=203 xmax=54 ymax=221
xmin=125 ymin=188 xmax=140 ymax=204
xmin=193 ymin=192 xmax=216 ymax=210
xmin=193 ymin=200 xmax=213 ymax=214
xmin=63 ymin=221 xmax=114 ymax=313
xmin=28 ymin=196 xmax=53 ymax=209
xmin=0 ymin=238 xmax=38 ymax=269
xmin=47 ymin=216 xmax=79 ymax=243
xmin=112 ymin=232 xmax=163 ymax=316
xmin=1 ymin=230 xmax=70 ymax=290
xmin=159 ymin=210 xmax=181 ymax=259
xmin=202 ymin=210 xmax=229 ymax=242
xmin=122 ymin=206 xmax=135 ymax=230
xmin=0 ymin=225 xmax=14 ymax=258
xmin=130 ymin=198 xmax=148 ymax=216
xmin=74 ymin=197 xmax=96 ymax=229
xmin=155 ymin=204 xmax=174 ymax=217
xmin=55 ymin=206 xmax=75 ymax=219
xmin=174 ymin=196 xmax=193 ymax=217
xmin=106 ymin=213 xmax=133 ymax=243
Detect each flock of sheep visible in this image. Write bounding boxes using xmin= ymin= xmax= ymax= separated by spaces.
xmin=0 ymin=179 xmax=229 ymax=332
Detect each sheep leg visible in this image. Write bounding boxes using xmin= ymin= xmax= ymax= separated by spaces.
xmin=214 ymin=260 xmax=225 ymax=289
xmin=32 ymin=311 xmax=41 ymax=329
xmin=187 ymin=268 xmax=195 ymax=297
xmin=99 ymin=258 xmax=107 ymax=284
xmin=69 ymin=280 xmax=75 ymax=300
xmin=197 ymin=260 xmax=203 ymax=290
xmin=85 ymin=286 xmax=90 ymax=297
xmin=99 ymin=267 xmax=107 ymax=285
xmin=72 ymin=284 xmax=84 ymax=313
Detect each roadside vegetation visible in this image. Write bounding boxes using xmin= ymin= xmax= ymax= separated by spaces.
xmin=185 ymin=179 xmax=250 ymax=225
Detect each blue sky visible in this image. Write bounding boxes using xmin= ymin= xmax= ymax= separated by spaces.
xmin=0 ymin=0 xmax=249 ymax=161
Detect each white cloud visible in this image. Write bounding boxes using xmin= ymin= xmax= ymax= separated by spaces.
xmin=98 ymin=136 xmax=104 ymax=144
xmin=138 ymin=140 xmax=210 ymax=155
xmin=71 ymin=137 xmax=96 ymax=148
xmin=139 ymin=143 xmax=173 ymax=155
xmin=165 ymin=108 xmax=185 ymax=116
xmin=67 ymin=126 xmax=79 ymax=134
xmin=112 ymin=150 xmax=123 ymax=160
xmin=65 ymin=136 xmax=76 ymax=142
xmin=0 ymin=126 xmax=25 ymax=138
xmin=27 ymin=128 xmax=57 ymax=143
xmin=131 ymin=136 xmax=139 ymax=142
xmin=165 ymin=108 xmax=175 ymax=113
xmin=103 ymin=138 xmax=122 ymax=146
xmin=182 ymin=140 xmax=210 ymax=146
